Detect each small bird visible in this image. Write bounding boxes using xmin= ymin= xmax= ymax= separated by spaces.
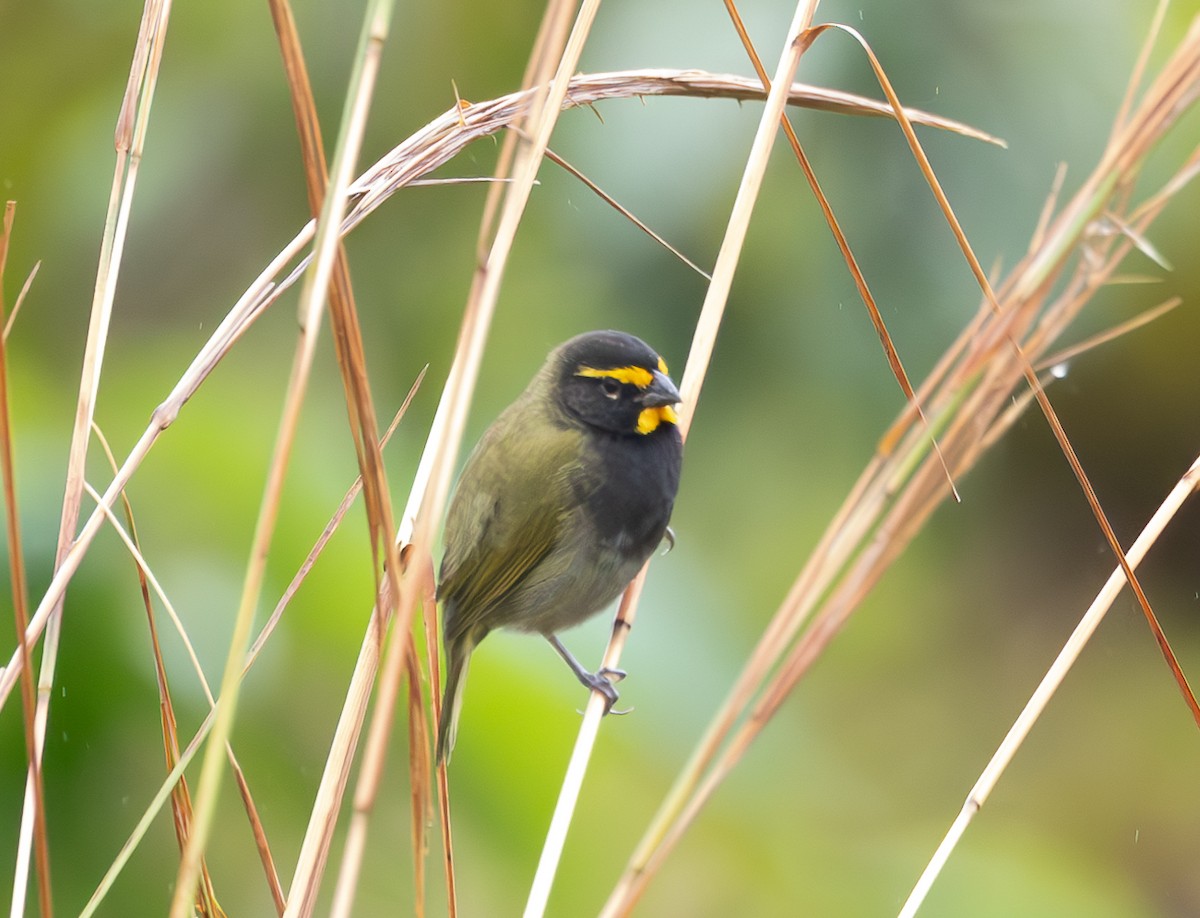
xmin=436 ymin=330 xmax=684 ymax=763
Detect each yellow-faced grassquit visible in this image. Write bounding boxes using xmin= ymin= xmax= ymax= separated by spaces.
xmin=436 ymin=330 xmax=684 ymax=762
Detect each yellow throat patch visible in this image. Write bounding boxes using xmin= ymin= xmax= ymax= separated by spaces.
xmin=637 ymin=404 xmax=678 ymax=434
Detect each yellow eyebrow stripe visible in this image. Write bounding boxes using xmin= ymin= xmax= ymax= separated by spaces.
xmin=657 ymin=356 xmax=669 ymax=375
xmin=576 ymin=364 xmax=655 ymax=388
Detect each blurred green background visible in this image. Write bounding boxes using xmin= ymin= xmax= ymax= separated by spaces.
xmin=2 ymin=0 xmax=1198 ymax=915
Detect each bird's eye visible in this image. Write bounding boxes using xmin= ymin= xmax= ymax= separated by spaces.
xmin=599 ymin=377 xmax=621 ymax=399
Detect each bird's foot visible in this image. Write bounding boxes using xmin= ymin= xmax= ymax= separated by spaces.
xmin=579 ymin=668 xmax=631 ymax=716
xmin=545 ymin=634 xmax=633 ymax=715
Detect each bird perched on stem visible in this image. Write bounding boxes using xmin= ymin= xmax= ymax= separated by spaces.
xmin=436 ymin=330 xmax=684 ymax=763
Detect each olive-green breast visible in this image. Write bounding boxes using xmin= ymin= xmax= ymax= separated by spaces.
xmin=438 ymin=393 xmax=582 ymax=642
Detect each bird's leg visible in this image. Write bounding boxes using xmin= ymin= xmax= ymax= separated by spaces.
xmin=544 ymin=634 xmax=629 ymax=715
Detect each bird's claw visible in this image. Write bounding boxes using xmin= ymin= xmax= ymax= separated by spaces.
xmin=580 ymin=669 xmax=629 ymax=716
xmin=661 ymin=526 xmax=676 ymax=555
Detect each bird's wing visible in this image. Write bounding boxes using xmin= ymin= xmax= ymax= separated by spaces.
xmin=438 ymin=415 xmax=580 ymax=642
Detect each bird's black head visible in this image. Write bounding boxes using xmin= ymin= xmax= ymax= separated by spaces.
xmin=547 ymin=330 xmax=682 ymax=436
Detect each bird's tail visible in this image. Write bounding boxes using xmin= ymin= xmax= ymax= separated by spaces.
xmin=436 ymin=636 xmax=472 ymax=765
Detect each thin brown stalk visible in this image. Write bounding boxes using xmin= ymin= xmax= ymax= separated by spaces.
xmin=76 ymin=382 xmax=418 ymax=916
xmin=816 ymin=17 xmax=1197 ymax=722
xmin=255 ymin=403 xmax=429 ymax=902
xmin=1 ymin=203 xmax=53 ymax=918
xmin=986 ymin=307 xmax=1182 ymax=457
xmin=169 ymin=283 xmax=320 ymax=914
xmin=427 ymin=10 xmax=582 ymax=915
xmin=1109 ymin=0 xmax=1170 ymax=144
xmin=268 ymin=0 xmax=401 ymax=622
xmin=84 ymin=425 xmax=279 ymax=916
xmin=722 ymin=0 xmax=958 ymax=491
xmin=266 ymin=0 xmax=418 ymax=908
xmin=325 ymin=0 xmax=582 ymax=906
xmin=75 ymin=459 xmax=296 ymax=913
xmin=130 ymin=499 xmax=228 ymax=918
xmin=900 ymin=453 xmax=1200 ymax=916
xmin=122 ymin=482 xmax=212 ymax=914
xmin=346 ymin=69 xmax=1002 ymax=226
xmin=403 ymin=636 xmax=432 ymax=918
xmin=0 ymin=66 xmax=1002 ymax=719
xmin=280 ymin=395 xmax=426 ymax=915
xmin=92 ymin=419 xmax=269 ymax=917
xmin=78 ymin=590 xmax=211 ymax=916
xmin=0 ymin=54 xmax=1005 ymax=918
xmin=309 ymin=14 xmax=611 ymax=897
xmin=284 ymin=610 xmax=384 ymax=916
xmin=2 ymin=259 xmax=39 ymax=341
xmin=230 ymin=759 xmax=283 ymax=916
xmin=538 ymin=145 xmax=711 ymax=280
xmin=603 ymin=11 xmax=1200 ymax=914
xmin=1035 ymin=296 xmax=1180 ymax=370
xmin=329 ymin=574 xmax=425 ymax=918
xmin=353 ymin=0 xmax=605 ymax=912
xmin=169 ymin=1 xmax=396 ymax=911
xmin=533 ymin=1 xmax=820 ymax=914
xmin=427 ymin=6 xmax=579 ymax=913
xmin=267 ymin=0 xmax=406 ymax=719
xmin=12 ymin=0 xmax=174 ymax=909
xmin=1028 ymin=162 xmax=1069 ymax=256
xmin=253 ymin=383 xmax=422 ymax=667
xmin=472 ymin=0 xmax=576 ymax=260
xmin=606 ymin=16 xmax=992 ymax=910
xmin=287 ymin=384 xmax=437 ymax=915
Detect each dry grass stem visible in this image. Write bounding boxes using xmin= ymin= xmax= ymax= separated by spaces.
xmin=425 ymin=9 xmax=580 ymax=903
xmin=516 ymin=22 xmax=879 ymax=897
xmin=535 ymin=3 xmax=839 ymax=911
xmin=6 ymin=180 xmax=306 ymax=918
xmin=88 ymin=427 xmax=224 ymax=914
xmin=169 ymin=0 xmax=396 ymax=912
xmin=72 ymin=395 xmax=427 ymax=913
xmin=73 ymin=475 xmax=271 ymax=914
xmin=0 ymin=63 xmax=1000 ymax=725
xmin=301 ymin=0 xmax=591 ymax=908
xmin=270 ymin=391 xmax=421 ymax=916
xmin=602 ymin=11 xmax=1200 ymax=914
xmin=346 ymin=68 xmax=1002 ymax=226
xmin=2 ymin=259 xmax=39 ymax=341
xmin=304 ymin=0 xmax=585 ymax=907
xmin=900 ymin=453 xmax=1200 ymax=917
xmin=81 ymin=704 xmax=210 ymax=916
xmin=0 ymin=210 xmax=310 ymax=711
xmin=6 ymin=2 xmax=1179 ymax=912
xmin=2 ymin=203 xmax=54 ymax=918
xmin=1034 ymin=296 xmax=1181 ymax=370
xmin=265 ymin=0 xmax=417 ymax=908
xmin=723 ymin=0 xmax=958 ymax=495
xmin=10 ymin=0 xmax=173 ymax=910
xmin=540 ymin=145 xmax=712 ymax=280
xmin=93 ymin=420 xmax=281 ymax=914
xmin=419 ymin=0 xmax=611 ymax=913
xmin=434 ymin=7 xmax=577 ymax=914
